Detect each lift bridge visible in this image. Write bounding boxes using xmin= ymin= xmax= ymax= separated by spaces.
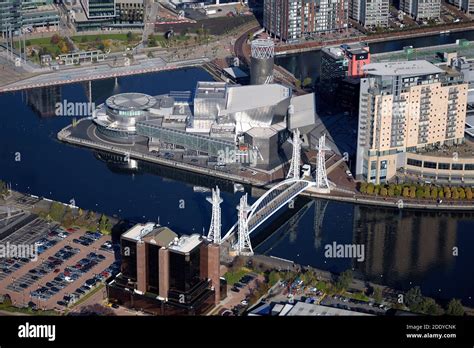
xmin=206 ymin=129 xmax=331 ymax=256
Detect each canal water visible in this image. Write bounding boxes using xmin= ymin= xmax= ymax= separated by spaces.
xmin=0 ymin=64 xmax=473 ymax=305
xmin=276 ymin=29 xmax=474 ymax=83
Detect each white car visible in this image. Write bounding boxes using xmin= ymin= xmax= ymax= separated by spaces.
xmin=240 ymin=300 xmax=248 ymax=306
xmin=345 ymin=170 xmax=353 ymax=178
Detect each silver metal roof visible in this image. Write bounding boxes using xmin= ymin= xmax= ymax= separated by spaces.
xmin=363 ymin=60 xmax=443 ymax=77
xmin=106 ymin=93 xmax=157 ymax=111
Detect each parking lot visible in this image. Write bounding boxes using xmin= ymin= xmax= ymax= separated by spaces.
xmin=216 ymin=272 xmax=263 ymax=316
xmin=0 ymin=220 xmax=118 ymax=311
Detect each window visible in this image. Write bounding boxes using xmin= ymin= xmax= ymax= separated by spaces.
xmin=407 ymin=158 xmax=422 ymax=167
xmin=452 ymin=163 xmax=463 ymax=170
xmin=438 ymin=163 xmax=450 ymax=170
xmin=465 ymin=164 xmax=474 ymax=171
xmin=423 ymin=161 xmax=436 ymax=169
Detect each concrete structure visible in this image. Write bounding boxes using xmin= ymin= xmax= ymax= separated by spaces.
xmin=250 ymin=38 xmax=275 ymax=85
xmin=92 ymin=82 xmax=316 ymax=169
xmin=349 ymin=0 xmax=389 ymax=27
xmin=107 ymin=222 xmax=221 ymax=315
xmin=115 ymin=0 xmax=144 ymax=26
xmin=263 ymin=0 xmax=348 ymax=42
xmin=449 ymin=0 xmax=474 ymax=14
xmin=400 ymin=0 xmax=441 ymax=21
xmin=356 ymin=60 xmax=468 ymax=184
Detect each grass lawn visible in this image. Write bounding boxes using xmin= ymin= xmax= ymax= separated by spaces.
xmin=0 ymin=303 xmax=58 ymax=316
xmin=224 ymin=267 xmax=251 ymax=285
xmin=345 ymin=291 xmax=371 ymax=302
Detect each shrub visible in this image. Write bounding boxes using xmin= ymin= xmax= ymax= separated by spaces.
xmin=402 ymin=187 xmax=410 ymax=198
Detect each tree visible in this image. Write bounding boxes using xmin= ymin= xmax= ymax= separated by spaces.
xmin=295 ymin=79 xmax=301 ymax=89
xmin=405 ymin=287 xmax=424 ymax=312
xmin=416 ymin=188 xmax=424 ymax=199
xmin=380 ymin=187 xmax=388 ymax=196
xmin=423 ymin=186 xmax=431 ymax=199
xmin=126 ymin=31 xmax=134 ymax=41
xmin=430 ymin=187 xmax=438 ymax=200
xmin=452 ymin=188 xmax=459 ymax=200
xmin=336 ymin=270 xmax=353 ymax=292
xmin=302 ymin=77 xmax=313 ymax=88
xmin=49 ymin=202 xmax=65 ymax=222
xmin=98 ymin=214 xmax=108 ymax=232
xmin=388 ymin=187 xmax=395 ymax=197
xmin=446 ymin=299 xmax=465 ymax=316
xmin=50 ymin=34 xmax=61 ymax=45
xmin=421 ymin=297 xmax=444 ymax=315
xmin=359 ymin=182 xmax=368 ymax=194
xmin=373 ymin=287 xmax=383 ymax=304
xmin=466 ymin=189 xmax=473 ymax=200
xmin=366 ymin=183 xmax=375 ymax=195
xmin=402 ymin=187 xmax=410 ymax=198
xmin=459 ymin=187 xmax=466 ymax=199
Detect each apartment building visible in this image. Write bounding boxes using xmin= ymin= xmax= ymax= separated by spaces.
xmin=349 ymin=0 xmax=389 ymax=27
xmin=0 ymin=0 xmax=59 ymax=33
xmin=355 ymin=60 xmax=468 ymax=184
xmin=263 ymin=0 xmax=348 ymax=42
xmin=400 ymin=0 xmax=441 ymax=21
xmin=449 ymin=0 xmax=474 ymax=14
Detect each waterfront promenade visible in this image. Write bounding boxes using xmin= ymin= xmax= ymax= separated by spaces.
xmin=0 ymin=57 xmax=210 ymax=93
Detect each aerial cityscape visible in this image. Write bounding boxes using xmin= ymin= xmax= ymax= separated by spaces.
xmin=1 ymin=0 xmax=474 ymax=345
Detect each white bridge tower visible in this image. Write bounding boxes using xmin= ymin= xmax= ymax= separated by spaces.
xmin=235 ymin=193 xmax=253 ymax=256
xmin=315 ymin=134 xmax=330 ymax=192
xmin=287 ymin=128 xmax=301 ymax=179
xmin=206 ymin=186 xmax=223 ymax=244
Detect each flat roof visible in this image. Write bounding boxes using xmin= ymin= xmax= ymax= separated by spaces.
xmin=168 ymin=234 xmax=202 ymax=253
xmin=223 ymin=67 xmax=248 ymax=79
xmin=288 ymin=93 xmax=316 ymax=131
xmin=122 ymin=222 xmax=157 ymax=241
xmin=226 ymin=84 xmax=290 ymax=113
xmin=106 ymin=93 xmax=157 ymax=111
xmin=363 ymin=60 xmax=443 ymax=77
xmin=286 ymin=302 xmax=372 ymax=316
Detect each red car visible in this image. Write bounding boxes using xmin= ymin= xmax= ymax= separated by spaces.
xmin=54 ymin=268 xmax=60 ymax=273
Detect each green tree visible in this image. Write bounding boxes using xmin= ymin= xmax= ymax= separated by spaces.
xmin=459 ymin=187 xmax=466 ymax=199
xmin=49 ymin=202 xmax=65 ymax=222
xmin=402 ymin=187 xmax=410 ymax=198
xmin=423 ymin=186 xmax=431 ymax=199
xmin=446 ymin=299 xmax=465 ymax=316
xmin=416 ymin=188 xmax=424 ymax=199
xmin=452 ymin=188 xmax=459 ymax=200
xmin=421 ymin=297 xmax=444 ymax=315
xmin=405 ymin=286 xmax=424 ymax=312
xmin=98 ymin=214 xmax=108 ymax=232
xmin=388 ymin=187 xmax=395 ymax=197
xmin=466 ymin=188 xmax=473 ymax=200
xmin=302 ymin=77 xmax=313 ymax=88
xmin=336 ymin=270 xmax=353 ymax=292
xmin=430 ymin=187 xmax=438 ymax=200
xmin=359 ymin=182 xmax=368 ymax=194
xmin=366 ymin=183 xmax=375 ymax=195
xmin=126 ymin=31 xmax=134 ymax=41
xmin=380 ymin=187 xmax=388 ymax=196
xmin=295 ymin=79 xmax=301 ymax=89
xmin=373 ymin=287 xmax=383 ymax=304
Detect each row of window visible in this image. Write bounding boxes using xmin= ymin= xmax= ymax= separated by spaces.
xmin=407 ymin=158 xmax=474 ymax=171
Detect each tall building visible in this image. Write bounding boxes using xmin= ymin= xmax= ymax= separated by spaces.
xmin=355 ymin=60 xmax=468 ymax=184
xmin=320 ymin=43 xmax=370 ymax=110
xmin=0 ymin=0 xmax=59 ymax=33
xmin=349 ymin=0 xmax=389 ymax=27
xmin=80 ymin=0 xmax=116 ymax=19
xmin=263 ymin=0 xmax=348 ymax=42
xmin=449 ymin=0 xmax=474 ymax=14
xmin=400 ymin=0 xmax=441 ymax=21
xmin=107 ymin=223 xmax=223 ymax=315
